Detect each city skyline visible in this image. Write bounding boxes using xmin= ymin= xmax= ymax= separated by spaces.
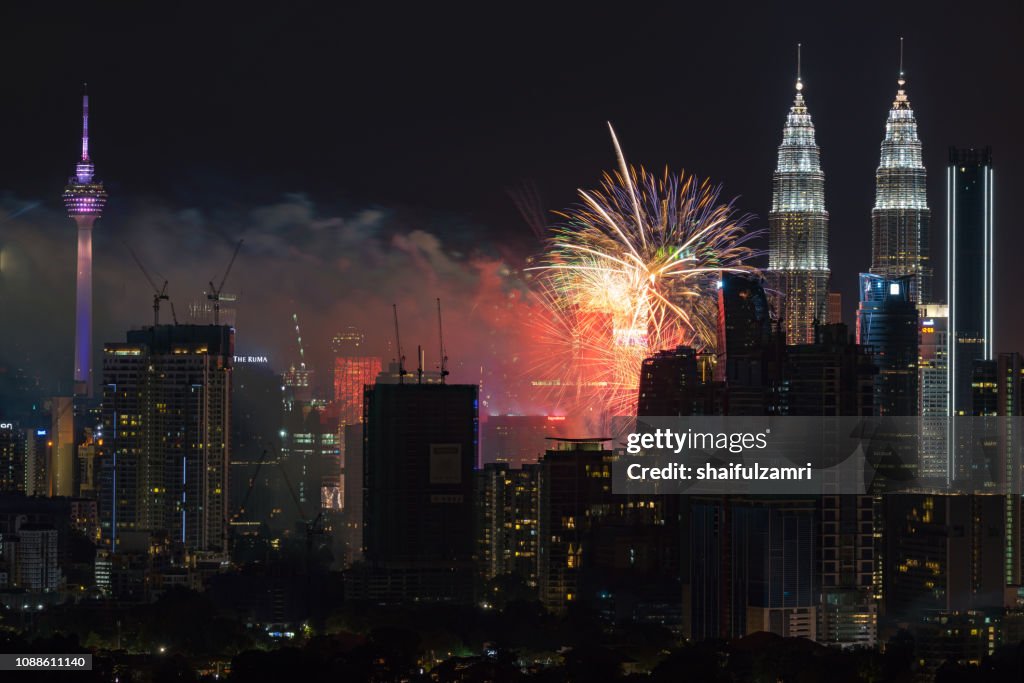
xmin=1 ymin=6 xmax=1023 ymax=678
xmin=0 ymin=3 xmax=1021 ymax=408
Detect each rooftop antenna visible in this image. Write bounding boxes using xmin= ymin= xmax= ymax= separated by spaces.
xmin=437 ymin=298 xmax=449 ymax=383
xmin=81 ymin=83 xmax=90 ymax=161
xmin=417 ymin=345 xmax=424 ymax=384
xmin=393 ymin=304 xmax=407 ymax=384
xmin=795 ymin=43 xmax=803 ymax=91
xmin=208 ymin=239 xmax=243 ymax=325
xmin=126 ymin=243 xmax=169 ymax=326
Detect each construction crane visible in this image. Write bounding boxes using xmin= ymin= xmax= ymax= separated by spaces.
xmin=277 ymin=457 xmax=328 ymax=571
xmin=231 ymin=448 xmax=323 ymax=559
xmin=292 ymin=313 xmax=307 ymax=371
xmin=208 ymin=239 xmax=243 ymax=325
xmin=237 ymin=448 xmax=271 ymax=519
xmin=437 ymin=298 xmax=449 ymax=383
xmin=126 ymin=243 xmax=173 ymax=326
xmin=393 ymin=303 xmax=407 ymax=384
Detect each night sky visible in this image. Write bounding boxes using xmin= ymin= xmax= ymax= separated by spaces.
xmin=0 ymin=2 xmax=1022 ymax=403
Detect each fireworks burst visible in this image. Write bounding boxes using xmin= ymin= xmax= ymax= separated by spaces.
xmin=527 ymin=124 xmax=762 ymax=418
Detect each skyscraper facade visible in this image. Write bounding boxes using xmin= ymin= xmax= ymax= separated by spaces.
xmin=767 ymin=62 xmax=829 ymax=345
xmin=476 ymin=461 xmax=539 ymax=587
xmin=948 ymin=147 xmax=994 ymax=416
xmin=99 ymin=325 xmax=233 ymax=555
xmin=856 ymin=274 xmax=919 ymax=416
xmin=638 ymin=346 xmax=722 ymax=416
xmin=331 ymin=329 xmax=381 ymax=509
xmin=63 ymin=91 xmax=107 ymax=397
xmin=360 ymin=381 xmax=478 ymax=602
xmin=690 ymin=496 xmax=819 ymax=640
xmin=536 ymin=438 xmax=614 ymax=612
xmin=870 ymin=69 xmax=931 ymax=303
xmin=716 ymin=273 xmax=784 ymax=415
xmin=918 ymin=304 xmax=950 ymax=479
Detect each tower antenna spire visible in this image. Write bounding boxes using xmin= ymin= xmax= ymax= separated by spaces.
xmin=81 ymin=83 xmax=89 ymax=161
xmin=795 ymin=43 xmax=803 ymax=92
xmin=898 ymin=36 xmax=905 ymax=86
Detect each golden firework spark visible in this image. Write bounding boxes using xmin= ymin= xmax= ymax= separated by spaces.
xmin=527 ymin=124 xmax=762 ymax=418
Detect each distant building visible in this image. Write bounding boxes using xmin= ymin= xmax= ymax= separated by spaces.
xmin=332 ymin=332 xmax=382 ymax=509
xmin=280 ymin=398 xmax=338 ymax=519
xmin=856 ymin=273 xmax=919 ymax=416
xmin=48 ymin=397 xmax=74 ymax=497
xmin=690 ymin=496 xmax=818 ymax=640
xmin=340 ymin=423 xmax=364 ymax=567
xmin=476 ymin=462 xmax=539 ymax=588
xmin=22 ymin=428 xmax=49 ymax=497
xmin=827 ymin=292 xmax=842 ymax=325
xmin=357 ymin=381 xmax=478 ymax=603
xmin=884 ymin=494 xmax=1005 ymax=624
xmin=0 ymin=494 xmax=72 ymax=596
xmin=918 ymin=304 xmax=950 ymax=479
xmin=948 ymin=147 xmax=994 ymax=417
xmin=970 ymin=352 xmax=1023 ymax=586
xmin=537 ymin=438 xmax=614 ymax=612
xmin=229 ymin=357 xmax=281 ymax=525
xmin=99 ymin=325 xmax=233 ymax=555
xmin=716 ymin=273 xmax=784 ymax=415
xmin=638 ymin=346 xmax=722 ymax=416
xmin=818 ymin=589 xmax=878 ymax=649
xmin=914 ymin=610 xmax=1014 ymax=680
xmin=481 ymin=415 xmax=566 ymax=467
xmin=785 ymin=323 xmax=875 ymax=417
xmin=0 ymin=424 xmax=21 ymax=493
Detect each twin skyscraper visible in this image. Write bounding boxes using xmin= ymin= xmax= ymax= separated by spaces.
xmin=766 ymin=42 xmax=933 ymax=345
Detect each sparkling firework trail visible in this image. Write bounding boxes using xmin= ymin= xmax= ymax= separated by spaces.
xmin=528 ymin=123 xmax=762 ymax=418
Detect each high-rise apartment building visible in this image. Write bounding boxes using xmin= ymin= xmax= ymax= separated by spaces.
xmin=359 ymin=381 xmax=478 ymax=603
xmin=918 ymin=304 xmax=950 ymax=479
xmin=99 ymin=325 xmax=233 ymax=554
xmin=537 ymin=438 xmax=614 ymax=612
xmin=690 ymin=496 xmax=819 ymax=640
xmin=476 ymin=462 xmax=539 ymax=588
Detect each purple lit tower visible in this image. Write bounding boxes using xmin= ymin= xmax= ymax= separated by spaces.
xmin=63 ymin=89 xmax=107 ymax=397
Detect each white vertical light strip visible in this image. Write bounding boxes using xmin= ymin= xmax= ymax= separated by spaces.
xmin=947 ymin=162 xmax=955 ymax=482
xmin=984 ymin=169 xmax=989 ymax=360
xmin=948 ymin=164 xmax=955 ymax=416
xmin=988 ymin=167 xmax=994 ymax=359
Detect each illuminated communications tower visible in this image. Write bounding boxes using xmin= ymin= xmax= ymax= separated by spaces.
xmin=870 ymin=43 xmax=931 ymax=304
xmin=767 ymin=45 xmax=829 ymax=345
xmin=63 ymin=89 xmax=108 ymax=396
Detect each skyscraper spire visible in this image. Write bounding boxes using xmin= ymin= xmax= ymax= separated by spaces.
xmin=796 ymin=42 xmax=802 ymax=91
xmin=64 ymin=88 xmax=108 ymax=397
xmin=898 ymin=36 xmax=905 ymax=86
xmin=870 ymin=39 xmax=931 ymax=303
xmin=767 ymin=44 xmax=830 ymax=345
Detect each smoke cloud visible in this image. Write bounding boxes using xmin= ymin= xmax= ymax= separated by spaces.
xmin=0 ymin=193 xmax=552 ymax=416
